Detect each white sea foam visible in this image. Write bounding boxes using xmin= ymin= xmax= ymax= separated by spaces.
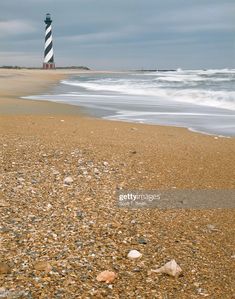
xmin=25 ymin=69 xmax=235 ymax=137
xmin=62 ymin=78 xmax=235 ymax=111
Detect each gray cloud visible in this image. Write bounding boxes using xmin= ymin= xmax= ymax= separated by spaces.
xmin=0 ymin=0 xmax=234 ymax=69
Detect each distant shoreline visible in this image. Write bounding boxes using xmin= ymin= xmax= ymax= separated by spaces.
xmin=0 ymin=66 xmax=90 ymax=70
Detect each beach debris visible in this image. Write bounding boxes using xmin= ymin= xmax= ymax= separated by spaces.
xmin=152 ymin=259 xmax=182 ymax=277
xmin=127 ymin=250 xmax=142 ymax=260
xmin=103 ymin=161 xmax=109 ymax=167
xmin=96 ymin=270 xmax=117 ymax=283
xmin=34 ymin=261 xmax=52 ymax=273
xmin=63 ymin=176 xmax=73 ymax=185
xmin=0 ymin=262 xmax=11 ymax=275
xmin=60 ymin=119 xmax=65 ymax=122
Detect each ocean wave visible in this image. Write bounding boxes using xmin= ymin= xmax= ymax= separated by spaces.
xmin=61 ymin=79 xmax=235 ymax=111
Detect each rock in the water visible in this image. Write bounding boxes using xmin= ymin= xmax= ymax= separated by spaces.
xmin=127 ymin=250 xmax=142 ymax=260
xmin=153 ymin=259 xmax=182 ymax=277
xmin=0 ymin=262 xmax=11 ymax=275
xmin=63 ymin=176 xmax=73 ymax=185
xmin=96 ymin=270 xmax=117 ymax=283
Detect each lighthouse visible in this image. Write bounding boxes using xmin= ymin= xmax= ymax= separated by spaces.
xmin=43 ymin=13 xmax=55 ymax=69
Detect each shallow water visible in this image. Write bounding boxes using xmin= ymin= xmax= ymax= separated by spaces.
xmin=24 ymin=69 xmax=235 ymax=137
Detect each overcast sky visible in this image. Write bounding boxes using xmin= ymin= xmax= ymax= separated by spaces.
xmin=0 ymin=0 xmax=234 ymax=70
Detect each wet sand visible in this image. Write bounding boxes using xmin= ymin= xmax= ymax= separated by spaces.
xmin=0 ymin=69 xmax=234 ymax=298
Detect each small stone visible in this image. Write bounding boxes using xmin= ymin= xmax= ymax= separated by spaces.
xmin=17 ymin=177 xmax=25 ymax=183
xmin=138 ymin=237 xmax=147 ymax=245
xmin=0 ymin=262 xmax=11 ymax=275
xmin=75 ymin=241 xmax=83 ymax=248
xmin=0 ymin=199 xmax=9 ymax=207
xmin=63 ymin=176 xmax=73 ymax=185
xmin=132 ymin=267 xmax=141 ymax=272
xmin=96 ymin=271 xmax=117 ymax=283
xmin=206 ymin=224 xmax=217 ymax=231
xmin=53 ymin=170 xmax=60 ymax=176
xmin=103 ymin=161 xmax=109 ymax=167
xmin=0 ymin=288 xmax=9 ymax=298
xmin=127 ymin=250 xmax=142 ymax=260
xmin=197 ymin=288 xmax=209 ymax=296
xmin=46 ymin=203 xmax=52 ymax=210
xmin=76 ymin=210 xmax=84 ymax=219
xmin=34 ymin=261 xmax=52 ymax=273
xmin=94 ymin=168 xmax=100 ymax=175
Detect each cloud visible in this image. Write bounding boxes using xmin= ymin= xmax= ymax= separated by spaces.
xmin=0 ymin=20 xmax=36 ymax=37
xmin=0 ymin=0 xmax=234 ymax=69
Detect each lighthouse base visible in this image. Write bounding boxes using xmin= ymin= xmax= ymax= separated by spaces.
xmin=43 ymin=63 xmax=55 ymax=69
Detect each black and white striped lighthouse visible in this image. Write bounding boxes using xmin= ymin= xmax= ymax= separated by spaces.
xmin=43 ymin=13 xmax=55 ymax=69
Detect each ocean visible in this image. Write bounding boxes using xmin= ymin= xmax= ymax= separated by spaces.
xmin=25 ymin=69 xmax=235 ymax=137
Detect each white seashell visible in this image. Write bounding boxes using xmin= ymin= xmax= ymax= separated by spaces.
xmin=127 ymin=250 xmax=142 ymax=260
xmin=64 ymin=176 xmax=73 ymax=185
xmin=154 ymin=259 xmax=182 ymax=277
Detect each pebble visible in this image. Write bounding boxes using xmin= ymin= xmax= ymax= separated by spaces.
xmin=127 ymin=250 xmax=142 ymax=260
xmin=94 ymin=168 xmax=100 ymax=175
xmin=206 ymin=224 xmax=218 ymax=231
xmin=63 ymin=176 xmax=73 ymax=185
xmin=96 ymin=270 xmax=117 ymax=283
xmin=138 ymin=237 xmax=148 ymax=245
xmin=0 ymin=262 xmax=11 ymax=275
xmin=76 ymin=210 xmax=84 ymax=220
xmin=34 ymin=261 xmax=52 ymax=273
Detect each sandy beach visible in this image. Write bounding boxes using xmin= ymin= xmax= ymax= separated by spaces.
xmin=0 ymin=69 xmax=235 ymax=298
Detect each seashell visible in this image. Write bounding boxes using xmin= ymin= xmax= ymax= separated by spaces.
xmin=127 ymin=250 xmax=142 ymax=260
xmin=96 ymin=270 xmax=117 ymax=283
xmin=63 ymin=176 xmax=73 ymax=185
xmin=153 ymin=259 xmax=182 ymax=277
